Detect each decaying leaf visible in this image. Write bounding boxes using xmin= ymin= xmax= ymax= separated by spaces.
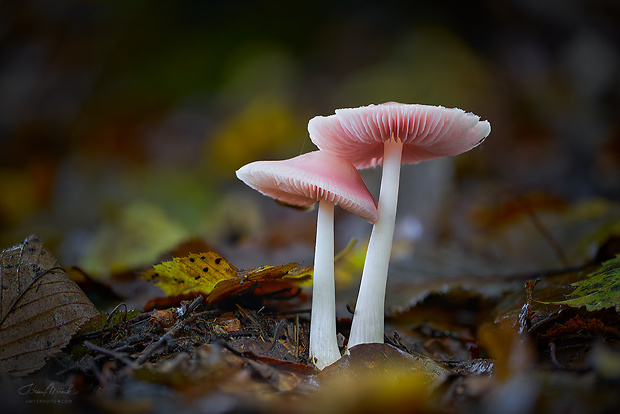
xmin=133 ymin=344 xmax=247 ymax=388
xmin=141 ymin=250 xmax=312 ymax=305
xmin=244 ymin=357 xmax=317 ymax=392
xmin=206 ymin=262 xmax=311 ymax=306
xmin=0 ymin=235 xmax=100 ymax=376
xmin=550 ymin=255 xmax=620 ymax=312
xmin=141 ymin=251 xmax=238 ymax=296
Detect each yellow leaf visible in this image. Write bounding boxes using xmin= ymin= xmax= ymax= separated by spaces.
xmin=141 ymin=251 xmax=312 ymax=303
xmin=545 ymin=255 xmax=620 ymax=312
xmin=142 ymin=251 xmax=237 ymax=297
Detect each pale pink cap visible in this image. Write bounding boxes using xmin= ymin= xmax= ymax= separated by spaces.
xmin=308 ymin=102 xmax=491 ymax=168
xmin=236 ymin=151 xmax=378 ymax=223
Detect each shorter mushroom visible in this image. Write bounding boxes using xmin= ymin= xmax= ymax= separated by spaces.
xmin=236 ymin=150 xmax=377 ymax=370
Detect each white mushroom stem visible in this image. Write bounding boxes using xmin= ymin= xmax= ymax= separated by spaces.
xmin=309 ymin=199 xmax=341 ymax=370
xmin=348 ymin=138 xmax=403 ymax=348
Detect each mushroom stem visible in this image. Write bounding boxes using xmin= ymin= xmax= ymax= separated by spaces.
xmin=348 ymin=138 xmax=403 ymax=348
xmin=309 ymin=199 xmax=341 ymax=369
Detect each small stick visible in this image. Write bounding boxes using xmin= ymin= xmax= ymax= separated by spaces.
xmin=236 ymin=304 xmax=269 ymax=341
xmin=135 ymin=296 xmax=204 ymax=365
xmin=99 ymin=303 xmax=128 ymax=345
xmin=294 ymin=315 xmax=299 ymax=358
xmin=183 ymin=295 xmax=204 ymax=314
xmin=84 ymin=341 xmax=134 ymax=367
xmin=269 ymin=319 xmax=287 ymax=351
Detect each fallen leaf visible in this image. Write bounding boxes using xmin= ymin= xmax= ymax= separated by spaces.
xmin=548 ymin=255 xmax=620 ymax=312
xmin=227 ymin=337 xmax=298 ymax=363
xmin=206 ymin=262 xmax=311 ymax=306
xmin=141 ymin=251 xmax=238 ymax=296
xmin=535 ymin=309 xmax=620 ymax=341
xmin=211 ymin=312 xmax=241 ymax=334
xmin=0 ymin=235 xmax=100 ymax=376
xmin=245 ymin=358 xmax=315 ymax=392
xmin=133 ymin=345 xmax=246 ymax=388
xmin=482 ymin=269 xmax=620 ymax=372
xmin=141 ymin=250 xmax=312 ymax=306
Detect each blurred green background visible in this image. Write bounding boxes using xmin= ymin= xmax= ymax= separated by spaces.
xmin=1 ymin=0 xmax=619 ymax=278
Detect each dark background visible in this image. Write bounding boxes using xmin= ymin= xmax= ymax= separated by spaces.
xmin=1 ymin=0 xmax=619 ymax=278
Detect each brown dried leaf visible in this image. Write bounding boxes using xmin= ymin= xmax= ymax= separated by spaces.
xmin=0 ymin=235 xmax=100 ymax=376
xmin=245 ymin=358 xmax=316 ymax=392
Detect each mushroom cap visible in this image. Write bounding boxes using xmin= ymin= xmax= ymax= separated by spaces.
xmin=308 ymin=102 xmax=491 ymax=168
xmin=236 ymin=151 xmax=378 ymax=223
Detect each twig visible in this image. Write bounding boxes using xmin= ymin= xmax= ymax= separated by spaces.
xmin=224 ymin=330 xmax=259 ymax=340
xmin=294 ymin=315 xmax=299 ymax=358
xmin=135 ymin=296 xmax=204 ymax=365
xmin=215 ymin=339 xmax=251 ymax=359
xmin=182 ymin=295 xmax=204 ymax=314
xmin=84 ymin=341 xmax=134 ymax=367
xmin=236 ymin=304 xmax=269 ymax=341
xmin=72 ymin=308 xmax=150 ymax=344
xmin=134 ymin=323 xmax=191 ymax=364
xmin=99 ymin=303 xmax=128 ymax=345
xmin=269 ymin=319 xmax=287 ymax=352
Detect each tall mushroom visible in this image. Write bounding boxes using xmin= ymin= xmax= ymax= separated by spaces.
xmin=235 ymin=150 xmax=377 ymax=369
xmin=308 ymin=102 xmax=491 ymax=348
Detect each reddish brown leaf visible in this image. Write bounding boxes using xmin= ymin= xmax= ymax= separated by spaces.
xmin=141 ymin=250 xmax=312 ymax=310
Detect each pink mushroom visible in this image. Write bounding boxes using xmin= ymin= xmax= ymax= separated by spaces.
xmin=308 ymin=102 xmax=491 ymax=348
xmin=235 ymin=150 xmax=377 ymax=369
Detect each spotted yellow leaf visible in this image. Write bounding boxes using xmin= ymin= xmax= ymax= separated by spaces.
xmin=141 ymin=251 xmax=312 ymax=302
